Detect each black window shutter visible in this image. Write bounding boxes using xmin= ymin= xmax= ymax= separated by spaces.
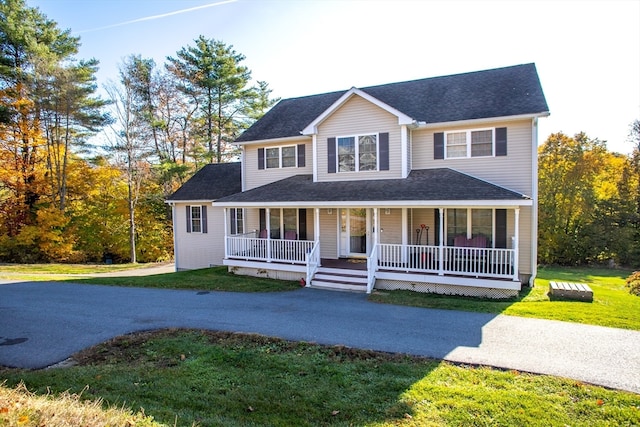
xmin=258 ymin=148 xmax=265 ymax=169
xmin=186 ymin=205 xmax=191 ymax=233
xmin=434 ymin=132 xmax=444 ymax=159
xmin=201 ymin=205 xmax=208 ymax=233
xmin=327 ymin=137 xmax=336 ymax=173
xmin=495 ymin=127 xmax=507 ymax=156
xmin=379 ymin=132 xmax=389 ymax=171
xmin=434 ymin=208 xmax=440 ymax=245
xmin=297 ymin=144 xmax=305 ymax=167
xmin=495 ymin=209 xmax=507 ymax=248
xmin=259 ymin=209 xmax=266 ymax=232
xmin=298 ymin=209 xmax=307 ymax=240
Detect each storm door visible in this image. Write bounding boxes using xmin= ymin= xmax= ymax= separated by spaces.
xmin=339 ymin=208 xmax=369 ymax=257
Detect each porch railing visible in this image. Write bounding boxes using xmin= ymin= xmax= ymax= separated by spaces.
xmin=377 ymin=243 xmax=515 ymax=280
xmin=226 ymin=236 xmax=314 ymax=264
xmin=306 ymin=241 xmax=320 ymax=286
xmin=366 ymin=243 xmax=378 ymax=294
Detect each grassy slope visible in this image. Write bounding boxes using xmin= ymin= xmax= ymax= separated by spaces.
xmin=2 ymin=330 xmax=638 ymax=427
xmin=370 ymin=266 xmax=640 ymax=330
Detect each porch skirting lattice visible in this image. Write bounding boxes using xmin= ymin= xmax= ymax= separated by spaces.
xmin=375 ymin=279 xmax=518 ymax=299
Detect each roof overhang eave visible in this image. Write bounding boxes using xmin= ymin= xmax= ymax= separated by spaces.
xmin=234 ymin=135 xmax=311 ymax=146
xmin=214 ymin=199 xmax=533 ymax=208
xmin=415 ymin=111 xmax=550 ymax=129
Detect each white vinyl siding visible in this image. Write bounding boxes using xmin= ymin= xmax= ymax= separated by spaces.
xmin=317 ymin=95 xmax=402 ymax=182
xmin=410 ymin=120 xmax=534 ymax=195
xmin=174 ymin=203 xmax=223 ymax=269
xmin=243 ymin=140 xmax=312 ymax=191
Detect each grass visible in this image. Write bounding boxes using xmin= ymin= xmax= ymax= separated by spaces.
xmin=0 ymin=265 xmax=301 ymax=292
xmin=0 ymin=262 xmax=144 ymax=275
xmin=369 ymin=265 xmax=640 ymax=330
xmin=1 ymin=329 xmax=638 ymax=427
xmin=0 ymin=382 xmax=162 ymax=427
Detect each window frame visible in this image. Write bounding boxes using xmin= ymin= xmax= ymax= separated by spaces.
xmin=260 ymin=208 xmax=299 ymax=240
xmin=444 ymin=128 xmax=495 ymax=159
xmin=264 ymin=145 xmax=298 ymax=169
xmin=190 ymin=205 xmax=203 ymax=233
xmin=335 ymin=133 xmax=379 ymax=173
xmin=445 ymin=208 xmax=495 ymax=247
xmin=230 ymin=208 xmax=244 ymax=235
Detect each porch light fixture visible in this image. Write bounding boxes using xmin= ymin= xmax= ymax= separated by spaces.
xmin=327 ymin=208 xmax=333 ymax=215
xmin=384 ymin=208 xmax=391 ymax=215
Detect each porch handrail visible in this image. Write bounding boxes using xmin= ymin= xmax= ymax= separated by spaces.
xmin=366 ymin=243 xmax=378 ymax=294
xmin=305 ymin=241 xmax=320 ymax=286
xmin=377 ymin=243 xmax=515 ymax=280
xmin=226 ymin=236 xmax=313 ymax=265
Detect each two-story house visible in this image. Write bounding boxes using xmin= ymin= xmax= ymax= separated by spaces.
xmin=166 ymin=63 xmax=549 ymax=298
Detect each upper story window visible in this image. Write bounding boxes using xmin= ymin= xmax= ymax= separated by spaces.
xmin=446 ymin=129 xmax=494 ymax=159
xmin=258 ymin=144 xmax=305 ymax=170
xmin=337 ymin=134 xmax=378 ymax=172
xmin=266 ymin=146 xmax=296 ymax=168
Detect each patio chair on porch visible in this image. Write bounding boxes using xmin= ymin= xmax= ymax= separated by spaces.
xmin=284 ymin=230 xmax=297 ymax=240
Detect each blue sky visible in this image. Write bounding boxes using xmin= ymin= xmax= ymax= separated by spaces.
xmin=30 ymin=0 xmax=640 ymax=154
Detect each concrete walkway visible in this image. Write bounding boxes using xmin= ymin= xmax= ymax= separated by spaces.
xmin=0 ymin=279 xmax=638 ymax=394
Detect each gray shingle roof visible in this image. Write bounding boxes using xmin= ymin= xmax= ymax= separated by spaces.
xmin=167 ymin=162 xmax=241 ymax=201
xmin=215 ymin=169 xmax=529 ymax=204
xmin=236 ymin=63 xmax=548 ymax=143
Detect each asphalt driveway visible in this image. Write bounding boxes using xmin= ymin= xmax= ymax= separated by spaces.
xmin=1 ymin=279 xmax=639 ymax=394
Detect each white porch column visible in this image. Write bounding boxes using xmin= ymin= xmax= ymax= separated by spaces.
xmin=373 ymin=207 xmax=379 ymax=247
xmin=438 ymin=208 xmax=444 ymax=276
xmin=513 ymin=208 xmax=520 ymax=281
xmin=266 ymin=208 xmax=272 ymax=262
xmin=402 ymin=208 xmax=408 ymax=264
xmin=223 ymin=207 xmax=229 ymax=259
xmin=314 ymin=207 xmax=321 ymax=266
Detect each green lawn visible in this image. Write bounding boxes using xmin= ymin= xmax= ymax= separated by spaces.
xmin=370 ymin=266 xmax=640 ymax=330
xmin=2 ymin=329 xmax=638 ymax=426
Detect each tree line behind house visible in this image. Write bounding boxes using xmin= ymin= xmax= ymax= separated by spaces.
xmin=0 ymin=0 xmax=638 ymax=268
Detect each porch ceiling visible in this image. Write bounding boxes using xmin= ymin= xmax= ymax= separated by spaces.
xmin=215 ymin=168 xmax=532 ymax=207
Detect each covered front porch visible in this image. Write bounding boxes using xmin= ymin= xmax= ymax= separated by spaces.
xmin=222 ymin=205 xmax=524 ymax=298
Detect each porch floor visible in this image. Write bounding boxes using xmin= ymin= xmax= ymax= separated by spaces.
xmin=321 ymin=258 xmax=368 ymax=270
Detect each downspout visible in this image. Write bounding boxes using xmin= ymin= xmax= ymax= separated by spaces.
xmin=438 ymin=208 xmax=444 ymax=276
xmin=223 ymin=207 xmax=229 ymax=260
xmin=530 ymin=117 xmax=539 ymax=286
xmin=169 ymin=202 xmax=179 ymax=271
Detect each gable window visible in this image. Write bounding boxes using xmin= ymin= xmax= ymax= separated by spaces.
xmin=445 ymin=128 xmax=495 ymax=159
xmin=230 ymin=208 xmax=244 ymax=235
xmin=337 ymin=134 xmax=378 ymax=172
xmin=186 ymin=205 xmax=207 ymax=234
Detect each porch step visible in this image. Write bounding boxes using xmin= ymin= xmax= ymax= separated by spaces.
xmin=310 ymin=267 xmax=368 ymax=292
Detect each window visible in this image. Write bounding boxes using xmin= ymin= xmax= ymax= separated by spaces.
xmin=266 ymin=148 xmax=280 ymax=168
xmin=230 ymin=208 xmax=244 ymax=235
xmin=282 ymin=146 xmax=296 ymax=167
xmin=445 ymin=129 xmax=494 ymax=158
xmin=186 ymin=205 xmax=207 ymax=233
xmin=446 ymin=208 xmax=467 ymax=245
xmin=471 ymin=209 xmax=492 ymax=239
xmin=265 ymin=145 xmax=297 ymax=169
xmin=191 ymin=206 xmax=202 ymax=232
xmin=446 ymin=208 xmax=493 ymax=246
xmin=260 ymin=208 xmax=300 ymax=239
xmin=337 ymin=134 xmax=377 ymax=172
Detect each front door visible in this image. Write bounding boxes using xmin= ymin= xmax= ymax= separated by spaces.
xmin=339 ymin=208 xmax=369 ymax=257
